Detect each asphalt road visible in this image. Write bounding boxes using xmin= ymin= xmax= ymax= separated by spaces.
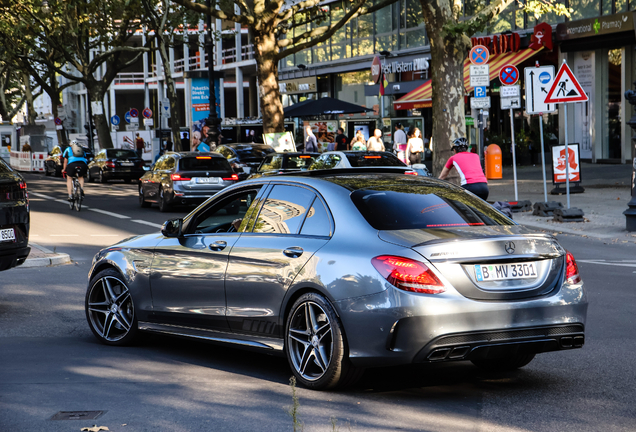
xmin=1 ymin=172 xmax=635 ymax=431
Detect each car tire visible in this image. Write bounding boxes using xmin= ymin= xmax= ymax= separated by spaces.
xmin=285 ymin=292 xmax=361 ymax=390
xmin=86 ymin=169 xmax=93 ymax=183
xmin=158 ymin=187 xmax=170 ymax=212
xmin=85 ymin=268 xmax=140 ymax=346
xmin=98 ymin=170 xmax=107 ymax=183
xmin=45 ymin=165 xmax=51 ymax=176
xmin=139 ymin=186 xmax=150 ymax=208
xmin=55 ymin=166 xmax=62 ymax=177
xmin=470 ymin=352 xmax=536 ymax=372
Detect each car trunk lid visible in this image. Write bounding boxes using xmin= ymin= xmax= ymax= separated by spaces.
xmin=378 ymin=226 xmax=566 ymax=301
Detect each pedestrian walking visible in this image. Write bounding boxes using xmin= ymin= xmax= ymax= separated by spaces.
xmin=366 ymin=129 xmax=385 ymax=152
xmin=335 ymin=128 xmax=348 ymax=151
xmin=135 ymin=133 xmax=145 ymax=158
xmin=393 ymin=123 xmax=406 ymax=152
xmin=304 ymin=125 xmax=319 ymax=153
xmin=406 ymin=127 xmax=425 ymax=166
xmin=439 ymin=137 xmax=489 ymax=200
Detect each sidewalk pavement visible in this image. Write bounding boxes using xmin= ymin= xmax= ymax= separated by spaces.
xmin=487 ymin=161 xmax=636 ymax=242
xmin=21 ymin=243 xmax=71 ymax=268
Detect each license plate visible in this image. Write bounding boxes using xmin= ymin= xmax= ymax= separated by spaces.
xmin=120 ymin=162 xmax=134 ymax=166
xmin=0 ymin=228 xmax=15 ymax=242
xmin=195 ymin=177 xmax=220 ymax=184
xmin=475 ymin=262 xmax=537 ymax=282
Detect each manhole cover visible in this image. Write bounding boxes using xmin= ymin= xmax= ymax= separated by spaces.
xmin=50 ymin=411 xmax=106 ymax=421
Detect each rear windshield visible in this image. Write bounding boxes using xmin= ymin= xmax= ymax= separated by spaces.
xmin=236 ymin=146 xmax=275 ymax=159
xmin=179 ymin=157 xmax=231 ymax=171
xmin=347 ymin=180 xmax=513 ymax=229
xmin=345 ymin=153 xmax=405 ymax=167
xmin=0 ymin=159 xmax=12 ymax=173
xmin=107 ymin=149 xmax=138 ymax=159
xmin=259 ymin=154 xmax=316 ymax=172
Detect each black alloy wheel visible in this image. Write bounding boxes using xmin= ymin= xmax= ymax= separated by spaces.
xmin=139 ymin=186 xmax=150 ymax=208
xmin=285 ymin=292 xmax=361 ymax=390
xmin=158 ymin=187 xmax=170 ymax=212
xmin=85 ymin=268 xmax=139 ymax=346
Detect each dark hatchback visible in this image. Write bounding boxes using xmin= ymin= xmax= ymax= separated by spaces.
xmin=248 ymin=152 xmax=319 ymax=179
xmin=87 ymin=149 xmax=145 ymax=183
xmin=139 ymin=152 xmax=239 ymax=211
xmin=216 ymin=143 xmax=276 ymax=180
xmin=0 ymin=159 xmax=29 ymax=271
xmin=45 ymin=145 xmax=95 ymax=177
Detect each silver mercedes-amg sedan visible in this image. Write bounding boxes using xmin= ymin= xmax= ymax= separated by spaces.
xmin=85 ymin=168 xmax=587 ymax=390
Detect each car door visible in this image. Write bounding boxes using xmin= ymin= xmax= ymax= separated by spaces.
xmin=149 ymin=186 xmax=266 ymax=330
xmin=141 ymin=156 xmax=164 ymax=201
xmin=225 ymin=183 xmax=332 ymax=336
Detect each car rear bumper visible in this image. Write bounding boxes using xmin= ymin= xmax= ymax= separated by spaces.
xmin=334 ymin=281 xmax=587 ymax=367
xmin=103 ymin=169 xmax=145 ymax=180
xmin=0 ymin=245 xmax=30 ymax=270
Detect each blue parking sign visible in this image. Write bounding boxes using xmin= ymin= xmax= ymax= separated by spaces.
xmin=474 ymin=86 xmax=487 ymax=98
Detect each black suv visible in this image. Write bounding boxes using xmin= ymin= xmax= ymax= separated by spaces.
xmin=138 ymin=152 xmax=238 ymax=211
xmin=0 ymin=159 xmax=30 ymax=271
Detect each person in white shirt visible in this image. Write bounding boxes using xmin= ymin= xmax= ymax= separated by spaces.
xmin=406 ymin=127 xmax=425 ymax=166
xmin=366 ymin=129 xmax=385 ymax=151
xmin=393 ymin=123 xmax=407 ymax=151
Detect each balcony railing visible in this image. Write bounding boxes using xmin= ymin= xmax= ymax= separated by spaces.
xmin=114 ymin=44 xmax=255 ymax=83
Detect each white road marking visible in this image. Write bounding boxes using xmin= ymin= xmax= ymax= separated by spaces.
xmin=89 ymin=208 xmax=130 ymax=219
xmin=578 ymin=260 xmax=636 ymax=268
xmin=30 ymin=192 xmax=55 ymax=200
xmin=131 ymin=219 xmax=162 ymax=229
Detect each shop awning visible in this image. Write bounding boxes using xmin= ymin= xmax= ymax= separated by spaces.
xmin=393 ymin=47 xmax=543 ymax=111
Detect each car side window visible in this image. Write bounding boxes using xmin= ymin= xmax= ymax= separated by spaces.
xmin=259 ymin=154 xmax=282 ymax=172
xmin=300 ymin=198 xmax=332 ymax=237
xmin=252 ymin=185 xmax=316 ymax=234
xmin=190 ymin=188 xmax=262 ymax=234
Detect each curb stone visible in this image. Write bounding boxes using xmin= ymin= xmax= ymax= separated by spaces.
xmin=21 ymin=243 xmax=72 ymax=268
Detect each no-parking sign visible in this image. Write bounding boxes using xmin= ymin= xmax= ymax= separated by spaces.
xmin=499 ymin=64 xmax=519 ymax=86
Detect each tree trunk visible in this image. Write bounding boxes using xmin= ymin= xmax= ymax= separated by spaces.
xmin=87 ymin=81 xmax=114 ymax=149
xmin=254 ymin=30 xmax=284 ymax=133
xmin=420 ymin=0 xmax=469 ymax=183
xmin=49 ymin=74 xmax=69 ymax=148
xmin=158 ymin=35 xmax=182 ymax=151
xmin=22 ymin=72 xmax=36 ymax=125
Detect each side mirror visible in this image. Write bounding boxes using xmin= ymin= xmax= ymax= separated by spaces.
xmin=161 ymin=218 xmax=183 ymax=238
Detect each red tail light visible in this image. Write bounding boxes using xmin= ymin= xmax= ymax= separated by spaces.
xmin=405 ymin=171 xmax=418 ymax=175
xmin=364 ymin=155 xmax=381 ymax=159
xmin=171 ymin=173 xmax=191 ymax=181
xmin=196 ymin=156 xmax=212 ymax=159
xmin=222 ymin=173 xmax=239 ymax=181
xmin=19 ymin=181 xmax=26 ymax=189
xmin=105 ymin=161 xmax=116 ymax=168
xmin=371 ymin=255 xmax=445 ymax=294
xmin=565 ymin=251 xmax=581 ymax=284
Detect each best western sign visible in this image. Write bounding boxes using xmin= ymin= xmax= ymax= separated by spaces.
xmin=279 ymin=77 xmax=317 ymax=95
xmin=381 ymin=58 xmax=429 ymax=74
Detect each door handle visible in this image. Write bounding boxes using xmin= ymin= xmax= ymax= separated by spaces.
xmin=283 ymin=247 xmax=304 ymax=258
xmin=209 ymin=240 xmax=227 ymax=251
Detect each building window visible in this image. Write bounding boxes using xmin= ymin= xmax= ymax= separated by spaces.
xmin=570 ymin=0 xmax=600 ymax=20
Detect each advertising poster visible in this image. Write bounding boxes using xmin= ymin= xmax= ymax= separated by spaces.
xmin=264 ymin=132 xmax=296 ymax=153
xmin=551 ymin=144 xmax=581 ymax=183
xmin=304 ymin=121 xmax=337 ymax=152
xmin=191 ymin=77 xmax=221 ymax=150
xmin=573 ymin=52 xmax=594 ymax=160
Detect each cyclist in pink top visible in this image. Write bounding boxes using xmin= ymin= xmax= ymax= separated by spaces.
xmin=439 ymin=138 xmax=489 ymax=200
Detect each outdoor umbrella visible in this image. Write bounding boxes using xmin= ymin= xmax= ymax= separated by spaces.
xmin=284 ymin=97 xmax=373 ymax=117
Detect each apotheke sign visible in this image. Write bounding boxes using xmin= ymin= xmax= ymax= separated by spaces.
xmin=381 ymin=58 xmax=429 ymax=75
xmin=279 ymin=77 xmax=317 ymax=95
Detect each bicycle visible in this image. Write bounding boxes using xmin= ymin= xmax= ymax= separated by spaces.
xmin=66 ymin=166 xmax=84 ymax=212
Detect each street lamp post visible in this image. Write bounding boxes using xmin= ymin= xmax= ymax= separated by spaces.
xmin=204 ymin=0 xmax=221 ymax=147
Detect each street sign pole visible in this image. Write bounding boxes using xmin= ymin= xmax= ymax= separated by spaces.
xmin=539 ymin=116 xmax=548 ymax=202
xmin=478 ymin=109 xmax=484 ymax=166
xmin=510 ymin=108 xmax=518 ymax=201
xmin=564 ymin=103 xmax=570 ymax=209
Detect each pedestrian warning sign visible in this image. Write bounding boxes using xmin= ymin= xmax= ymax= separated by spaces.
xmin=544 ymin=62 xmax=588 ymax=104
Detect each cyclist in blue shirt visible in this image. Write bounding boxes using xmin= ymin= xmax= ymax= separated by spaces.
xmin=62 ymin=140 xmax=88 ymax=201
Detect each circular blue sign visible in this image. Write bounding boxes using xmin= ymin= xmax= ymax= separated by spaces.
xmin=124 ymin=111 xmax=132 ymax=124
xmin=539 ymin=72 xmax=551 ymax=84
xmin=110 ymin=115 xmax=121 ymax=126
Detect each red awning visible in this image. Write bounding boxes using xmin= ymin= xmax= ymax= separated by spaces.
xmin=393 ymin=47 xmax=544 ymax=111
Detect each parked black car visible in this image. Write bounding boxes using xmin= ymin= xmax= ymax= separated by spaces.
xmin=0 ymin=159 xmax=30 ymax=271
xmin=248 ymin=152 xmax=319 ymax=179
xmin=44 ymin=145 xmax=94 ymax=177
xmin=215 ymin=143 xmax=276 ymax=180
xmin=139 ymin=152 xmax=239 ymax=212
xmin=87 ymin=149 xmax=145 ymax=183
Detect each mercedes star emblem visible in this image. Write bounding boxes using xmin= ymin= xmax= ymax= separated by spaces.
xmin=504 ymin=241 xmax=516 ymax=254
